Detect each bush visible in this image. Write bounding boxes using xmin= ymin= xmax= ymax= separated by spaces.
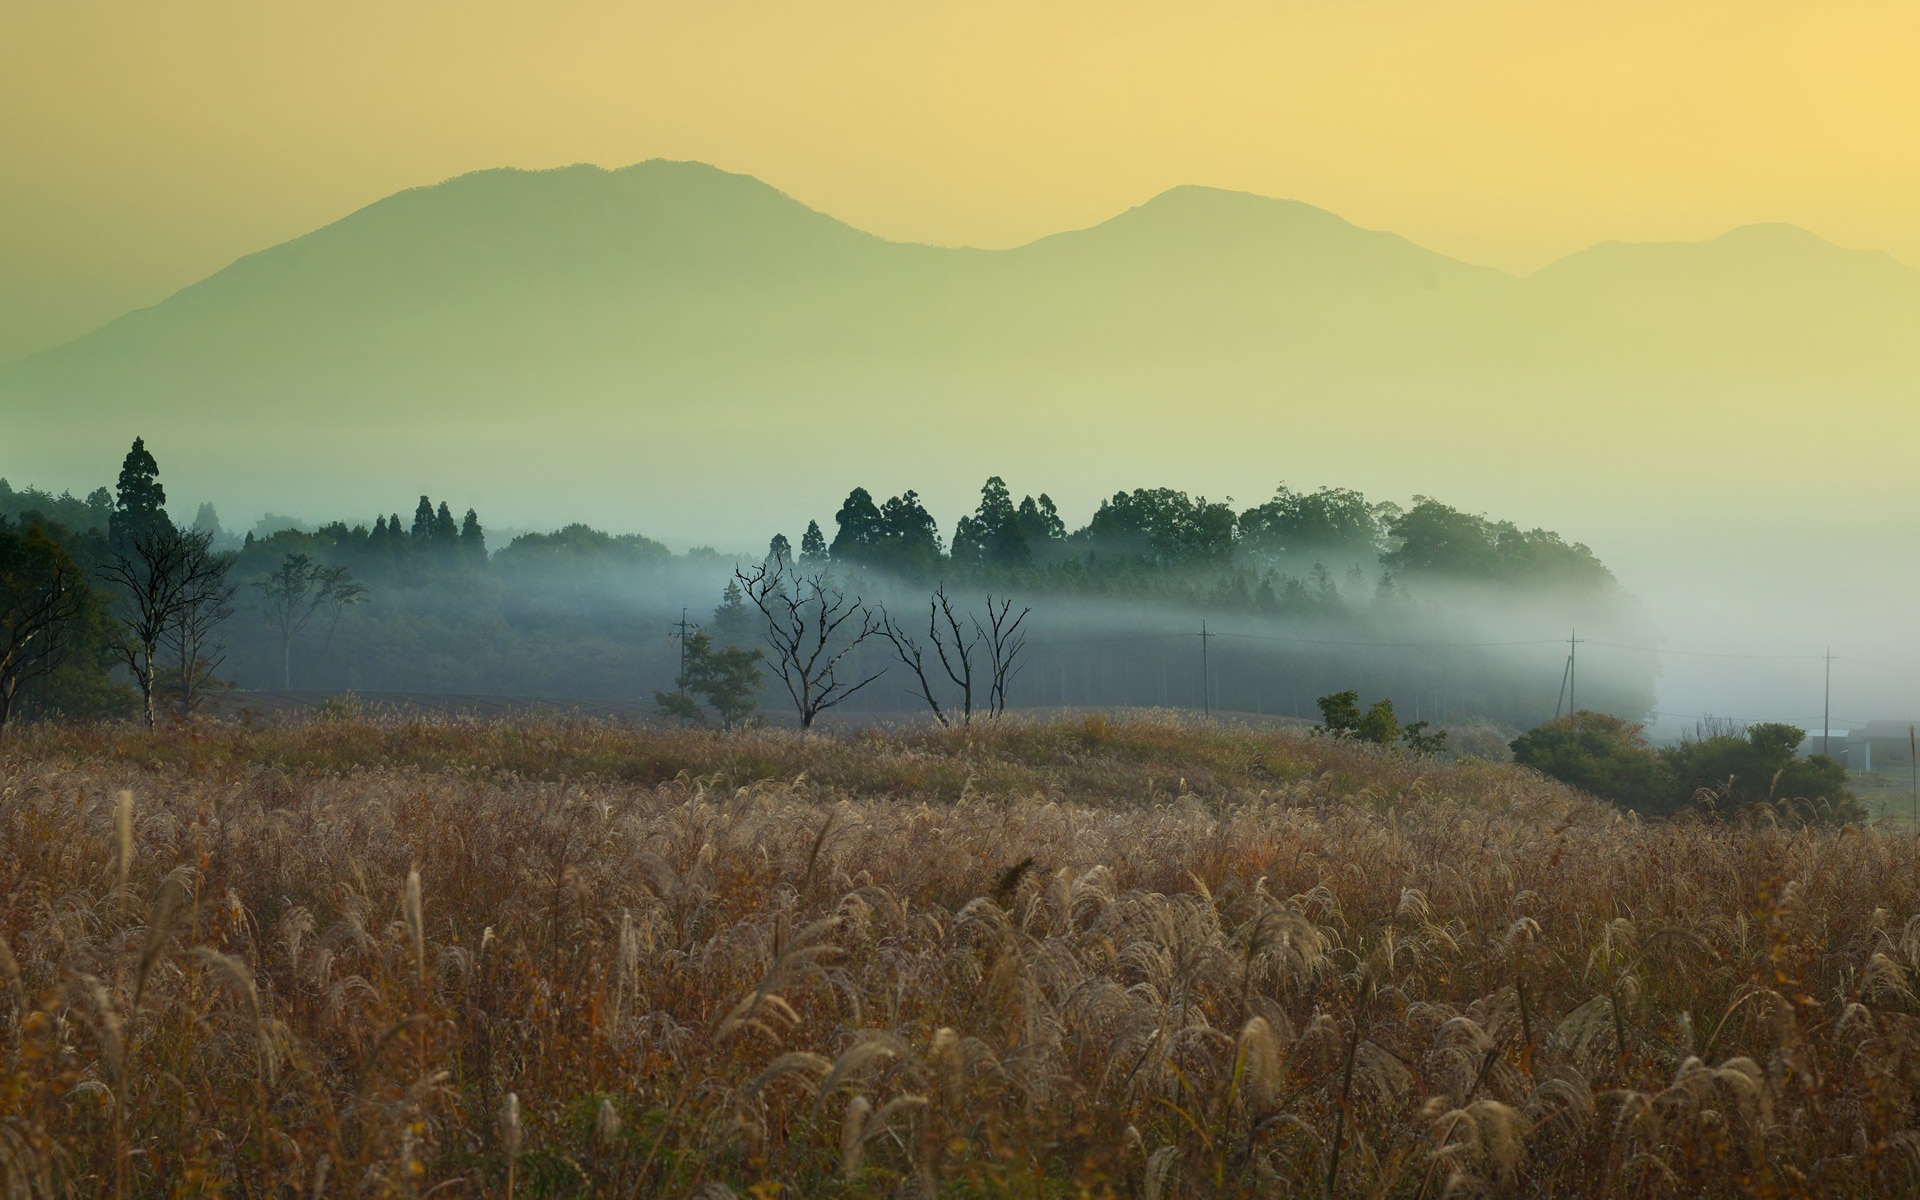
xmin=1662 ymin=721 xmax=1862 ymax=823
xmin=1510 ymin=711 xmax=1675 ymax=815
xmin=1513 ymin=713 xmax=1862 ymax=823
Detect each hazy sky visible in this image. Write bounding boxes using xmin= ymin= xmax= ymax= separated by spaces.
xmin=4 ymin=0 xmax=1918 ymax=360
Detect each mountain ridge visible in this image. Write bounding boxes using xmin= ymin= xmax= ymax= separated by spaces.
xmin=7 ymin=158 xmax=1920 ymax=537
xmin=18 ymin=159 xmax=1917 ymax=367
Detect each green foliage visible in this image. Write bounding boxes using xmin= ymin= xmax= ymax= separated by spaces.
xmin=1513 ymin=713 xmax=1862 ymax=823
xmin=0 ymin=478 xmax=114 ymax=537
xmin=799 ymin=520 xmax=828 ymax=565
xmin=1510 ymin=712 xmax=1675 ymax=814
xmin=1315 ymin=690 xmax=1391 ymax=745
xmin=459 ymin=508 xmax=485 ymax=562
xmin=1401 ymin=720 xmax=1449 ymax=757
xmin=1237 ymin=484 xmax=1382 ymax=561
xmin=1080 ymin=487 xmax=1236 ymax=567
xmin=830 ymin=487 xmax=943 ymax=574
xmin=493 ymin=524 xmax=671 ymax=570
xmin=1662 ymin=722 xmax=1861 ymax=822
xmin=0 ymin=518 xmax=126 ymax=725
xmin=108 ymin=436 xmax=170 ymax=553
xmin=411 ymin=495 xmax=436 ymax=541
xmin=1383 ymin=497 xmax=1613 ymax=589
xmin=655 ymin=630 xmax=763 ymax=727
xmin=711 ymin=579 xmax=754 ymax=647
xmin=952 ymin=476 xmax=1066 ymax=571
xmin=1315 ymin=690 xmax=1448 ymax=755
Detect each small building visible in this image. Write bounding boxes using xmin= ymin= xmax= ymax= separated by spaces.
xmin=1799 ymin=722 xmax=1920 ymax=772
xmin=1850 ymin=722 xmax=1920 ymax=773
xmin=1799 ymin=728 xmax=1851 ymax=762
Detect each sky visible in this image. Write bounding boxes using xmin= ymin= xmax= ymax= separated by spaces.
xmin=5 ymin=0 xmax=1920 ymax=361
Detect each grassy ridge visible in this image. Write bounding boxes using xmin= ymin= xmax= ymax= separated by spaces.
xmin=1 ymin=715 xmax=1917 ymax=1197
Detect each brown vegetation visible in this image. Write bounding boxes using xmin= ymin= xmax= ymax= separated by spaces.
xmin=2 ymin=713 xmax=1918 ymax=1197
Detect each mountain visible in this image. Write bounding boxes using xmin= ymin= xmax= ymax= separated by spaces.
xmin=4 ymin=159 xmax=1919 ymax=539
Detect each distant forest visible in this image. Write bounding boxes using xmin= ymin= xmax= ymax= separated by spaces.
xmin=1 ymin=441 xmax=1652 ymax=730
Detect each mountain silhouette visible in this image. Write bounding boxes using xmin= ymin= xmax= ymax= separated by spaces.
xmin=5 ymin=159 xmax=1917 ymax=531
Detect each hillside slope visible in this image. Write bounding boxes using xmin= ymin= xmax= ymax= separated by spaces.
xmin=4 ymin=159 xmax=1917 ymax=534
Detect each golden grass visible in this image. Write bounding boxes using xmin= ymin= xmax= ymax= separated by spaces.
xmin=2 ymin=713 xmax=1918 ymax=1197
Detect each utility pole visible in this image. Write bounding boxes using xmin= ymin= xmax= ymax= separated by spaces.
xmin=1568 ymin=629 xmax=1580 ymax=714
xmin=1823 ymin=647 xmax=1832 ymax=757
xmin=1199 ymin=621 xmax=1217 ymax=718
xmin=1553 ymin=629 xmax=1584 ymax=719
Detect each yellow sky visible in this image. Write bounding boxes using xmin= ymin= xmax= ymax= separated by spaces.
xmin=3 ymin=0 xmax=1917 ymax=359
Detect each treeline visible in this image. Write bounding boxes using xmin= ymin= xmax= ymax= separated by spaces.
xmin=2 ymin=443 xmax=1649 ymax=727
xmin=786 ymin=478 xmax=1615 ymax=605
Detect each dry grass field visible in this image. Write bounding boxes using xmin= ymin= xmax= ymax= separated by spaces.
xmin=3 ymin=712 xmax=1919 ymax=1198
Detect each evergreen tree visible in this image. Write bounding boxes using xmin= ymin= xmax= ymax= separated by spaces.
xmin=109 ymin=437 xmax=170 ymax=553
xmin=434 ymin=501 xmax=458 ymax=546
xmin=830 ymin=487 xmax=886 ymax=564
xmin=459 ymin=508 xmax=486 ymax=561
xmin=878 ymin=491 xmax=943 ymax=574
xmin=713 ymin=579 xmax=754 ymax=647
xmin=953 ymin=476 xmax=1029 ymax=568
xmin=1014 ymin=494 xmax=1066 ymax=550
xmin=766 ymin=533 xmax=792 ymax=567
xmin=799 ymin=520 xmax=828 ymax=566
xmin=191 ymin=502 xmax=224 ymax=543
xmin=654 ymin=630 xmax=763 ymax=727
xmin=410 ymin=496 xmax=435 ymax=542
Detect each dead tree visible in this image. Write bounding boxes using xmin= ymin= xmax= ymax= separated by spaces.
xmin=162 ymin=551 xmax=237 ymax=715
xmin=736 ymin=562 xmax=884 ymax=729
xmin=878 ymin=584 xmax=980 ymax=726
xmin=0 ymin=525 xmax=87 ymax=732
xmin=975 ymin=594 xmax=1032 ymax=718
xmin=98 ymin=524 xmax=232 ymax=728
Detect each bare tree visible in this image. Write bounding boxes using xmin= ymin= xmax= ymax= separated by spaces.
xmin=253 ymin=553 xmax=367 ymax=689
xmin=98 ymin=525 xmax=233 ymax=728
xmin=878 ymin=584 xmax=981 ymax=727
xmin=976 ymin=594 xmax=1031 ymax=718
xmin=0 ymin=525 xmax=87 ymax=732
xmin=162 ymin=550 xmax=237 ymax=715
xmin=735 ymin=562 xmax=884 ymax=729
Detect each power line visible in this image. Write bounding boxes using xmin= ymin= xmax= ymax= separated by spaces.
xmin=1030 ymin=628 xmax=1847 ymax=658
xmin=1214 ymin=631 xmax=1563 ymax=649
xmin=1586 ymin=640 xmax=1829 ymax=661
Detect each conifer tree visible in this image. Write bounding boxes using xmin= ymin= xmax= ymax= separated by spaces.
xmin=109 ymin=437 xmax=170 ymax=553
xmin=410 ymin=497 xmax=435 ymax=542
xmin=829 ymin=488 xmax=886 ymax=564
xmin=800 ymin=521 xmax=828 ymax=566
xmin=713 ymin=579 xmax=753 ymax=647
xmin=434 ymin=501 xmax=458 ymax=546
xmin=460 ymin=508 xmax=486 ymax=561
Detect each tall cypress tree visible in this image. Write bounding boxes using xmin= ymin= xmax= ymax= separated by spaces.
xmin=410 ymin=497 xmax=435 ymax=542
xmin=109 ymin=437 xmax=170 ymax=552
xmin=433 ymin=502 xmax=458 ymax=546
xmin=459 ymin=508 xmax=486 ymax=562
xmin=799 ymin=521 xmax=828 ymax=566
xmin=829 ymin=488 xmax=886 ymax=564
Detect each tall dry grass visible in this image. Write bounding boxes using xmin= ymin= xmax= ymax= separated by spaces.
xmin=1 ymin=712 xmax=1918 ymax=1197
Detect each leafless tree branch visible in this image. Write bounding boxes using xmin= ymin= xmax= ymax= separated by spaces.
xmin=736 ymin=562 xmax=885 ymax=729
